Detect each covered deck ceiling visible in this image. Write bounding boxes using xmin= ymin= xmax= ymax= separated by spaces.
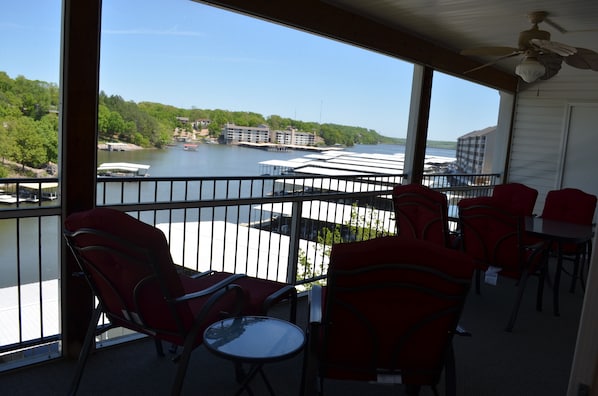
xmin=196 ymin=0 xmax=598 ymax=92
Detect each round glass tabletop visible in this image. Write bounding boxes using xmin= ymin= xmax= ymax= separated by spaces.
xmin=203 ymin=316 xmax=305 ymax=363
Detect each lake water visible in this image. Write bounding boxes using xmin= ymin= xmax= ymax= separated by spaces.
xmin=1 ymin=143 xmax=455 ymax=288
xmin=97 ymin=143 xmax=455 ymax=177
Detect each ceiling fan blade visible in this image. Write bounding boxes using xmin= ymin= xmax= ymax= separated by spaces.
xmin=460 ymin=46 xmax=519 ymax=56
xmin=530 ymin=39 xmax=577 ymax=56
xmin=543 ymin=16 xmax=567 ymax=34
xmin=537 ymin=53 xmax=563 ymax=80
xmin=463 ymin=51 xmax=522 ymax=74
xmin=564 ymin=48 xmax=598 ymax=71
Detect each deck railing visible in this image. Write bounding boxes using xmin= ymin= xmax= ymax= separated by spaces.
xmin=0 ymin=172 xmax=500 ymax=369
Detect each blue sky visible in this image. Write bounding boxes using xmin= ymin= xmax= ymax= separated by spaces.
xmin=1 ymin=0 xmax=499 ymax=141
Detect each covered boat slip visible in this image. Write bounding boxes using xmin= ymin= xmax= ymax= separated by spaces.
xmin=97 ymin=162 xmax=151 ymax=177
xmin=273 ymin=175 xmax=399 ymax=195
xmin=254 ymin=199 xmax=396 ymax=236
xmin=260 ymin=150 xmax=454 ymax=179
xmin=0 ymin=182 xmax=59 ymax=204
xmin=156 ymin=220 xmax=325 ymax=285
xmin=19 ymin=182 xmax=59 ymax=201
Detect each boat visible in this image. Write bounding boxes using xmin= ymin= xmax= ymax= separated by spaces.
xmin=97 ymin=162 xmax=151 ymax=177
xmin=183 ymin=144 xmax=199 ymax=151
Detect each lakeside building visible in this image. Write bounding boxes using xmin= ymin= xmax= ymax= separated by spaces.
xmin=223 ymin=123 xmax=271 ymax=144
xmin=454 ymin=126 xmax=496 ymax=174
xmin=274 ymin=127 xmax=316 ymax=146
xmin=223 ymin=123 xmax=316 ymax=146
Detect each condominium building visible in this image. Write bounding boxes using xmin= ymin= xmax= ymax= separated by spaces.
xmin=223 ymin=123 xmax=271 ymax=144
xmin=223 ymin=123 xmax=316 ymax=146
xmin=455 ymin=126 xmax=496 ymax=174
xmin=274 ymin=128 xmax=316 ymax=146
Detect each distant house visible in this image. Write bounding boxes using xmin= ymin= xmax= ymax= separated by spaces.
xmin=176 ymin=116 xmax=189 ymax=124
xmin=455 ymin=126 xmax=496 ymax=174
xmin=193 ymin=118 xmax=211 ymax=129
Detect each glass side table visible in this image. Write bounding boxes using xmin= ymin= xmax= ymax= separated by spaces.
xmin=203 ymin=316 xmax=305 ymax=396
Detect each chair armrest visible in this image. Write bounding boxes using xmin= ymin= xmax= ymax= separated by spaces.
xmin=170 ymin=273 xmax=247 ymax=303
xmin=174 ymin=264 xmax=216 ymax=279
xmin=308 ymin=285 xmax=323 ymax=324
xmin=262 ymin=284 xmax=297 ymax=323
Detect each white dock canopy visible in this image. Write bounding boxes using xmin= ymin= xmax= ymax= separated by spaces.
xmin=254 ymin=200 xmax=396 ymax=233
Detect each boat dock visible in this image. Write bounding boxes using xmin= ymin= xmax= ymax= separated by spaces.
xmin=97 ymin=162 xmax=151 ymax=177
xmin=258 ymin=149 xmax=455 ymax=177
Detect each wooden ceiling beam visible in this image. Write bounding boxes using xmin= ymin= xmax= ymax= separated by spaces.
xmin=195 ymin=0 xmax=518 ymax=93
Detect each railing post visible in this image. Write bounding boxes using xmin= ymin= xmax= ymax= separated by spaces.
xmin=286 ymin=200 xmax=302 ymax=285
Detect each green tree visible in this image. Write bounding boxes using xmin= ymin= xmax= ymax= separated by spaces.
xmin=0 ymin=118 xmax=17 ymax=163
xmin=38 ymin=114 xmax=59 ymax=164
xmin=9 ymin=117 xmax=47 ymax=168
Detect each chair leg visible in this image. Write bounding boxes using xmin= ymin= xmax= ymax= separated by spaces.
xmin=536 ymin=249 xmax=550 ymax=312
xmin=300 ymin=326 xmax=319 ymax=396
xmin=569 ymin=241 xmax=591 ymax=294
xmin=68 ymin=304 xmax=103 ymax=396
xmin=506 ymin=271 xmax=531 ymax=332
xmin=154 ymin=339 xmax=165 ymax=356
xmin=568 ymin=252 xmax=582 ymax=293
xmin=171 ymin=337 xmax=196 ymax=396
xmin=553 ymin=248 xmax=563 ymax=317
xmin=171 ymin=284 xmax=246 ymax=396
xmin=536 ymin=268 xmax=545 ymax=312
xmin=444 ymin=343 xmax=457 ymax=396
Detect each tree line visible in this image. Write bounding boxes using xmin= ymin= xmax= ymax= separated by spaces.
xmin=0 ymin=71 xmax=405 ymax=175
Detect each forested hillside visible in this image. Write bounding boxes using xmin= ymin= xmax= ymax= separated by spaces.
xmin=1 ymin=71 xmax=452 ymax=176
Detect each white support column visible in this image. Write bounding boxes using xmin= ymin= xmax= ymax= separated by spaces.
xmin=492 ymin=91 xmax=515 ymax=177
xmin=403 ymin=64 xmax=425 ymax=184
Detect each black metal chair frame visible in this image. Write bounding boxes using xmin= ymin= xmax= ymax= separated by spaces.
xmin=458 ymin=203 xmax=550 ymax=331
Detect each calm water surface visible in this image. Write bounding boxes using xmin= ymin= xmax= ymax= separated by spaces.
xmin=97 ymin=143 xmax=455 ymax=177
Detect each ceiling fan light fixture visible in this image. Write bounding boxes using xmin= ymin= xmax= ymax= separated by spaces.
xmin=515 ymin=56 xmax=546 ymax=82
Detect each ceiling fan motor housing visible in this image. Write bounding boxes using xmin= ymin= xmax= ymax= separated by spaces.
xmin=518 ymin=26 xmax=551 ymax=50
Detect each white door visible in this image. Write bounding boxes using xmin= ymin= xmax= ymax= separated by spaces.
xmin=560 ymin=103 xmax=598 ymax=213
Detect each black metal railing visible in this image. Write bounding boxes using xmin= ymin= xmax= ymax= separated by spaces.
xmin=0 ymin=172 xmax=500 ymax=369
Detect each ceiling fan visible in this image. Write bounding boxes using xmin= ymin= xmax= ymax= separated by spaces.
xmin=461 ymin=11 xmax=598 ymax=83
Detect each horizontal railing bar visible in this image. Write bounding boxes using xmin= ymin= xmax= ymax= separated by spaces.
xmin=0 ymin=207 xmax=62 ymax=220
xmin=0 ymin=335 xmax=60 ymax=355
xmin=0 ymin=171 xmax=501 ymax=364
xmin=105 ymin=189 xmax=395 ymax=212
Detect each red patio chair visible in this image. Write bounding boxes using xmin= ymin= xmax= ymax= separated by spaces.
xmin=457 ymin=197 xmax=550 ymax=331
xmin=492 ymin=182 xmax=538 ymax=216
xmin=64 ymin=207 xmax=297 ymax=396
xmin=541 ymin=188 xmax=597 ymax=292
xmin=302 ymin=237 xmax=475 ymax=396
xmin=392 ymin=184 xmax=455 ymax=248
